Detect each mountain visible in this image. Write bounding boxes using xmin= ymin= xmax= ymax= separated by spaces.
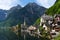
xmin=8 ymin=5 xmax=22 ymax=13
xmin=0 ymin=9 xmax=7 ymax=21
xmin=0 ymin=5 xmax=21 ymax=22
xmin=46 ymin=0 xmax=60 ymax=15
xmin=0 ymin=3 xmax=46 ymax=27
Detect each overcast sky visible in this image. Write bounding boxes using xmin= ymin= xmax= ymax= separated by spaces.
xmin=0 ymin=0 xmax=56 ymax=10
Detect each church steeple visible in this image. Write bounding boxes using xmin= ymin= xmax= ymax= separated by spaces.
xmin=24 ymin=17 xmax=26 ymax=26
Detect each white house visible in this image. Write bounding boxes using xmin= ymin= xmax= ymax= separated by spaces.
xmin=40 ymin=14 xmax=53 ymax=27
xmin=43 ymin=24 xmax=48 ymax=30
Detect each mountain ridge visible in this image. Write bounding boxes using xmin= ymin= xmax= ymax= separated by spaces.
xmin=0 ymin=3 xmax=46 ymax=27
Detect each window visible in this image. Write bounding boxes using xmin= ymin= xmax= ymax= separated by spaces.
xmin=57 ymin=22 xmax=60 ymax=25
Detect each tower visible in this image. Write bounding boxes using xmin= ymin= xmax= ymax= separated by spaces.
xmin=24 ymin=17 xmax=26 ymax=26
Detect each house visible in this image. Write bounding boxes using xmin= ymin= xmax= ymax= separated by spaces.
xmin=40 ymin=14 xmax=53 ymax=31
xmin=27 ymin=25 xmax=40 ymax=37
xmin=40 ymin=14 xmax=53 ymax=26
xmin=28 ymin=25 xmax=37 ymax=34
xmin=53 ymin=14 xmax=60 ymax=32
xmin=54 ymin=14 xmax=60 ymax=25
xmin=43 ymin=24 xmax=48 ymax=31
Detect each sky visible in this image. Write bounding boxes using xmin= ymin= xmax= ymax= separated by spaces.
xmin=0 ymin=0 xmax=56 ymax=10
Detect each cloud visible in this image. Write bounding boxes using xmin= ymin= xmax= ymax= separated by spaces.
xmin=0 ymin=0 xmax=56 ymax=10
xmin=0 ymin=0 xmax=21 ymax=10
xmin=36 ymin=0 xmax=56 ymax=8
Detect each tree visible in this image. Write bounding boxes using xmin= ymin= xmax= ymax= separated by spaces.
xmin=18 ymin=23 xmax=21 ymax=40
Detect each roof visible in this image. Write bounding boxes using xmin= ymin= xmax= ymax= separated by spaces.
xmin=41 ymin=14 xmax=53 ymax=20
xmin=28 ymin=25 xmax=36 ymax=30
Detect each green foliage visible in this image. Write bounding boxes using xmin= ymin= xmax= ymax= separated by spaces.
xmin=54 ymin=34 xmax=60 ymax=40
xmin=34 ymin=18 xmax=40 ymax=26
xmin=46 ymin=0 xmax=60 ymax=15
xmin=39 ymin=25 xmax=51 ymax=40
xmin=39 ymin=26 xmax=43 ymax=31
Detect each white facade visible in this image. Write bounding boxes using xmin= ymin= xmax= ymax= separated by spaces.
xmin=40 ymin=18 xmax=45 ymax=26
xmin=48 ymin=20 xmax=52 ymax=25
xmin=40 ymin=18 xmax=45 ymax=23
xmin=43 ymin=24 xmax=47 ymax=30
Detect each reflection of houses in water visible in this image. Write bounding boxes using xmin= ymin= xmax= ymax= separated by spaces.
xmin=21 ymin=19 xmax=28 ymax=36
xmin=11 ymin=25 xmax=19 ymax=35
xmin=11 ymin=18 xmax=28 ymax=36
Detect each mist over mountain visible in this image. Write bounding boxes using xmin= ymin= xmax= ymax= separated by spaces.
xmin=0 ymin=3 xmax=46 ymax=27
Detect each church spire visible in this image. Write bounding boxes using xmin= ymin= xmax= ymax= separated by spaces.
xmin=24 ymin=17 xmax=26 ymax=26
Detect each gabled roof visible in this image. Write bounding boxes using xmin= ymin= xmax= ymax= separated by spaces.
xmin=41 ymin=14 xmax=53 ymax=20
